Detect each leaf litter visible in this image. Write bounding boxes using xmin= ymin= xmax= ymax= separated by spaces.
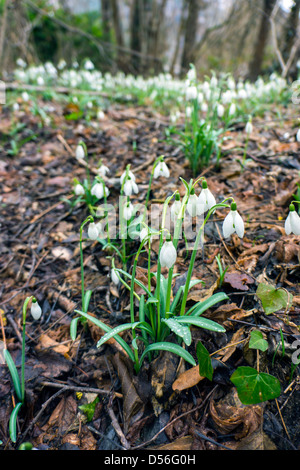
xmin=0 ymin=93 xmax=300 ymax=451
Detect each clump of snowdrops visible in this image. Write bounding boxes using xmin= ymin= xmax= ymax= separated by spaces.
xmin=71 ymin=153 xmax=248 ymax=374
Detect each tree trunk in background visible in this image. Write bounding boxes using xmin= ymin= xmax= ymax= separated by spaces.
xmin=145 ymin=0 xmax=167 ymax=74
xmin=101 ymin=0 xmax=111 ymax=43
xmin=130 ymin=0 xmax=142 ymax=73
xmin=110 ymin=0 xmax=126 ymax=70
xmin=247 ymin=0 xmax=276 ymax=81
xmin=282 ymin=0 xmax=300 ymax=63
xmin=180 ymin=0 xmax=201 ymax=74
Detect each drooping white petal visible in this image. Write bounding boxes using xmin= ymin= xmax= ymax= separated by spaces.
xmin=159 ymin=241 xmax=177 ymax=268
xmin=222 ymin=211 xmax=235 ymax=238
xmin=233 ymin=210 xmax=245 ymax=238
xmin=111 ymin=268 xmax=120 ymax=285
xmin=74 ymin=183 xmax=85 ymax=196
xmin=198 ymin=188 xmax=216 ymax=212
xmin=187 ymin=194 xmax=202 ymax=217
xmin=153 ymin=161 xmax=170 ymax=179
xmin=88 ymin=222 xmax=99 ymax=240
xmin=171 ymin=200 xmax=182 ymax=222
xmin=284 ymin=212 xmax=292 ymax=235
xmin=75 ymin=144 xmax=85 ymax=160
xmin=123 ymin=179 xmax=139 ymax=196
xmin=289 ymin=210 xmax=300 ymax=235
xmin=31 ymin=301 xmax=42 ymax=321
xmin=123 ymin=202 xmax=134 ymax=220
xmin=120 ymin=170 xmax=135 ymax=184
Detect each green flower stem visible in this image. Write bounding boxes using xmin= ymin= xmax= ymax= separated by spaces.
xmin=130 ymin=241 xmax=147 ymax=373
xmin=179 ymin=202 xmax=231 ymax=317
xmin=79 ymin=216 xmax=94 ymax=310
xmin=102 ymin=179 xmax=111 ymax=245
xmin=21 ymin=296 xmax=33 ymax=402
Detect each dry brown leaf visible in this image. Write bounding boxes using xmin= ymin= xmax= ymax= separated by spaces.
xmin=35 ymin=333 xmax=71 ymax=358
xmin=224 ymin=271 xmax=255 ymax=291
xmin=216 ymin=327 xmax=246 ymax=362
xmin=172 ymin=366 xmax=204 ymax=391
xmin=150 ymin=435 xmax=193 ymax=450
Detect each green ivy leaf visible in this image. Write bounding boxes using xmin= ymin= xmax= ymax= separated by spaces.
xmin=196 ymin=341 xmax=213 ymax=381
xmin=249 ymin=330 xmax=268 ymax=352
xmin=230 ymin=366 xmax=281 ymax=405
xmin=256 ymin=283 xmax=293 ymax=315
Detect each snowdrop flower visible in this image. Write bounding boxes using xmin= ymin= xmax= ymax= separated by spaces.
xmin=159 ymin=239 xmax=177 ymax=269
xmin=245 ymin=118 xmax=253 ymax=135
xmin=217 ymin=104 xmax=225 ymax=118
xmin=285 ymin=204 xmax=300 ymax=235
xmin=123 ymin=201 xmax=134 ymax=220
xmin=91 ymin=182 xmax=110 ymax=199
xmin=171 ymin=194 xmax=182 ymax=222
xmin=88 ymin=222 xmax=99 ymax=240
xmin=296 ymin=129 xmax=300 ymax=143
xmin=97 ymin=163 xmax=110 ymax=177
xmin=185 ymin=85 xmax=198 ymax=101
xmin=187 ymin=189 xmax=202 ymax=217
xmin=111 ymin=268 xmax=120 ymax=285
xmin=185 ymin=105 xmax=192 ymax=118
xmin=16 ymin=57 xmax=27 ymax=68
xmin=222 ymin=202 xmax=244 ymax=238
xmin=153 ymin=160 xmax=170 ymax=179
xmin=74 ymin=183 xmax=85 ymax=196
xmin=120 ymin=169 xmax=136 ymax=185
xmin=31 ymin=299 xmax=42 ymax=321
xmin=187 ymin=66 xmax=196 ymax=82
xmin=57 ymin=59 xmax=67 ymax=70
xmin=97 ymin=109 xmax=105 ymax=120
xmin=84 ymin=59 xmax=94 ymax=70
xmin=12 ymin=102 xmax=19 ymax=112
xmin=229 ymin=103 xmax=236 ymax=116
xmin=21 ymin=91 xmax=29 ymax=102
xmin=198 ymin=180 xmax=216 ymax=212
xmin=75 ymin=143 xmax=85 ymax=160
xmin=37 ymin=76 xmax=44 ymax=86
xmin=123 ymin=177 xmax=139 ymax=196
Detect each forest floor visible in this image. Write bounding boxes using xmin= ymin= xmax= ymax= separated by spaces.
xmin=0 ymin=95 xmax=300 ymax=451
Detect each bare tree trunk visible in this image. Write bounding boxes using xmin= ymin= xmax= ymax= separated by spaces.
xmin=180 ymin=0 xmax=201 ymax=74
xmin=101 ymin=0 xmax=112 ymax=43
xmin=110 ymin=0 xmax=126 ymax=70
xmin=282 ymin=0 xmax=300 ymax=62
xmin=130 ymin=0 xmax=142 ymax=73
xmin=0 ymin=0 xmax=9 ymax=75
xmin=247 ymin=0 xmax=276 ymax=81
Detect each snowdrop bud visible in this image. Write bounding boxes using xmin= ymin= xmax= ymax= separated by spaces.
xmin=198 ymin=180 xmax=216 ymax=212
xmin=285 ymin=204 xmax=300 ymax=235
xmin=97 ymin=109 xmax=105 ymax=120
xmin=75 ymin=144 xmax=85 ymax=160
xmin=111 ymin=268 xmax=120 ymax=285
xmin=153 ymin=160 xmax=170 ymax=179
xmin=12 ymin=102 xmax=19 ymax=112
xmin=31 ymin=299 xmax=42 ymax=320
xmin=222 ymin=202 xmax=244 ymax=238
xmin=74 ymin=183 xmax=85 ymax=196
xmin=296 ymin=129 xmax=300 ymax=143
xmin=88 ymin=222 xmax=99 ymax=240
xmin=159 ymin=240 xmax=177 ymax=269
xmin=245 ymin=119 xmax=253 ymax=135
xmin=22 ymin=92 xmax=29 ymax=102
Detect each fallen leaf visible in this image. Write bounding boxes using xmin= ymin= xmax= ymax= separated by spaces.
xmin=172 ymin=366 xmax=204 ymax=391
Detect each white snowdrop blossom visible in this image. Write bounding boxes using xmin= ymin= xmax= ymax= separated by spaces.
xmin=91 ymin=182 xmax=110 ymax=199
xmin=285 ymin=204 xmax=300 ymax=235
xmin=171 ymin=195 xmax=182 ymax=222
xmin=153 ymin=160 xmax=170 ymax=179
xmin=123 ymin=178 xmax=139 ymax=196
xmin=97 ymin=163 xmax=110 ymax=177
xmin=198 ymin=180 xmax=216 ymax=212
xmin=123 ymin=202 xmax=134 ymax=220
xmin=111 ymin=268 xmax=120 ymax=285
xmin=88 ymin=222 xmax=99 ymax=240
xmin=245 ymin=119 xmax=253 ymax=135
xmin=159 ymin=240 xmax=177 ymax=269
xmin=296 ymin=129 xmax=300 ymax=143
xmin=75 ymin=144 xmax=85 ymax=160
xmin=217 ymin=104 xmax=225 ymax=118
xmin=97 ymin=109 xmax=105 ymax=120
xmin=22 ymin=91 xmax=30 ymax=102
xmin=31 ymin=300 xmax=42 ymax=321
xmin=229 ymin=103 xmax=236 ymax=116
xmin=185 ymin=85 xmax=198 ymax=101
xmin=74 ymin=183 xmax=85 ymax=196
xmin=187 ymin=190 xmax=202 ymax=217
xmin=120 ymin=169 xmax=136 ymax=185
xmin=222 ymin=202 xmax=244 ymax=238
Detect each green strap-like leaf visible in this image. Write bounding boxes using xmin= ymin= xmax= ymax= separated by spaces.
xmin=4 ymin=349 xmax=22 ymax=403
xmin=70 ymin=316 xmax=81 ymax=341
xmin=185 ymin=292 xmax=229 ymax=317
xmin=162 ymin=318 xmax=192 ymax=346
xmin=9 ymin=402 xmax=23 ymax=443
xmin=74 ymin=310 xmax=135 ymax=363
xmin=177 ymin=316 xmax=225 ymax=333
xmin=139 ymin=342 xmax=196 ymax=368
